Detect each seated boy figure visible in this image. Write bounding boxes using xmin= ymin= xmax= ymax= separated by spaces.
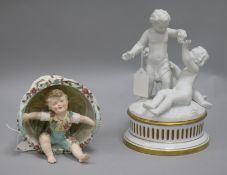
xmin=122 ymin=9 xmax=187 ymax=97
xmin=143 ymin=40 xmax=212 ymax=116
xmin=23 ymin=89 xmax=96 ymax=164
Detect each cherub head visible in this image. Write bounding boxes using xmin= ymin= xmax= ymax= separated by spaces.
xmin=191 ymin=46 xmax=209 ymax=67
xmin=149 ymin=9 xmax=171 ymax=33
xmin=46 ymin=89 xmax=69 ymax=114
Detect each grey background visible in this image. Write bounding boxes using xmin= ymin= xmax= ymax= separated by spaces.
xmin=0 ymin=0 xmax=226 ymax=174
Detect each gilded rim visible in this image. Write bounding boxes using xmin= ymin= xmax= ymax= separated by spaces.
xmin=128 ymin=110 xmax=207 ymax=126
xmin=123 ymin=138 xmax=209 ymax=156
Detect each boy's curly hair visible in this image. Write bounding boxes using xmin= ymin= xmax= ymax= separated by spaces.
xmin=46 ymin=89 xmax=68 ymax=102
xmin=191 ymin=46 xmax=209 ymax=67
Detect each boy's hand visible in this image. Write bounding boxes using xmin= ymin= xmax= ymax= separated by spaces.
xmin=182 ymin=40 xmax=191 ymax=49
xmin=142 ymin=47 xmax=149 ymax=57
xmin=91 ymin=120 xmax=96 ymax=127
xmin=177 ymin=29 xmax=187 ymax=44
xmin=122 ymin=52 xmax=134 ymax=61
xmin=23 ymin=113 xmax=30 ymax=123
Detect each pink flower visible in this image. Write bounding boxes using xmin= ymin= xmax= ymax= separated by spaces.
xmin=64 ymin=123 xmax=69 ymax=129
xmin=82 ymin=88 xmax=89 ymax=94
xmin=30 ymin=88 xmax=37 ymax=95
xmin=33 ymin=145 xmax=40 ymax=150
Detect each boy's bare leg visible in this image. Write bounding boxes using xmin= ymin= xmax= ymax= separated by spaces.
xmin=150 ymin=89 xmax=172 ymax=108
xmin=150 ymin=95 xmax=175 ymax=116
xmin=161 ymin=71 xmax=172 ymax=89
xmin=145 ymin=64 xmax=155 ymax=98
xmin=71 ymin=143 xmax=89 ymax=163
xmin=39 ymin=133 xmax=56 ymax=164
xmin=143 ymin=90 xmax=166 ymax=110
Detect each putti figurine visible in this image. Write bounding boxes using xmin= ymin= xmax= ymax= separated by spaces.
xmin=122 ymin=9 xmax=212 ymax=155
xmin=17 ymin=75 xmax=101 ymax=163
xmin=122 ymin=9 xmax=187 ymax=97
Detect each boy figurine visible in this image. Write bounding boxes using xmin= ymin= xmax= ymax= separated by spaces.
xmin=23 ymin=89 xmax=96 ymax=164
xmin=143 ymin=40 xmax=212 ymax=116
xmin=122 ymin=9 xmax=187 ymax=97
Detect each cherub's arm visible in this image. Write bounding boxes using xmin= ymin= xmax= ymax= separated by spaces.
xmin=122 ymin=30 xmax=149 ymax=60
xmin=168 ymin=28 xmax=187 ymax=43
xmin=168 ymin=28 xmax=178 ymax=37
xmin=169 ymin=61 xmax=182 ymax=79
xmin=182 ymin=40 xmax=199 ymax=73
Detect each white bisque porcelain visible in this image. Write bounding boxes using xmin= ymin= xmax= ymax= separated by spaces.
xmin=122 ymin=9 xmax=212 ymax=155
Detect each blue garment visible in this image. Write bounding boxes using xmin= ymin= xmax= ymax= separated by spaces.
xmin=48 ymin=111 xmax=74 ymax=151
xmin=50 ymin=131 xmax=71 ymax=151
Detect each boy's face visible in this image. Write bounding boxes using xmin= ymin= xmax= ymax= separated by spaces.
xmin=193 ymin=55 xmax=207 ymax=67
xmin=152 ymin=20 xmax=169 ymax=33
xmin=47 ymin=95 xmax=68 ymax=114
xmin=191 ymin=47 xmax=208 ymax=67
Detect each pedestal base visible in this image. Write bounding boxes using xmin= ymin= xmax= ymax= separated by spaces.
xmin=123 ymin=100 xmax=210 ymax=156
xmin=123 ymin=129 xmax=209 ymax=156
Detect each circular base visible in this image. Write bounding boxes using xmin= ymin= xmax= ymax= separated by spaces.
xmin=123 ymin=129 xmax=209 ymax=156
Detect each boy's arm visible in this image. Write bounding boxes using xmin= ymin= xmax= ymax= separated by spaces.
xmin=169 ymin=61 xmax=182 ymax=79
xmin=168 ymin=28 xmax=187 ymax=43
xmin=79 ymin=115 xmax=96 ymax=127
xmin=23 ymin=112 xmax=43 ymax=122
xmin=122 ymin=29 xmax=149 ymax=61
xmin=168 ymin=28 xmax=178 ymax=37
xmin=70 ymin=112 xmax=95 ymax=127
xmin=182 ymin=40 xmax=199 ymax=73
xmin=80 ymin=115 xmax=95 ymax=127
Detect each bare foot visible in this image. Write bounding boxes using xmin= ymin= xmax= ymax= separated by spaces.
xmin=203 ymin=95 xmax=207 ymax=100
xmin=137 ymin=97 xmax=147 ymax=101
xmin=78 ymin=154 xmax=89 ymax=163
xmin=47 ymin=155 xmax=56 ymax=164
xmin=200 ymin=100 xmax=212 ymax=109
xmin=149 ymin=109 xmax=160 ymax=117
xmin=143 ymin=103 xmax=153 ymax=110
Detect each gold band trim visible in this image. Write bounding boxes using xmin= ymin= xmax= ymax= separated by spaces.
xmin=128 ymin=110 xmax=207 ymax=126
xmin=123 ymin=138 xmax=209 ymax=156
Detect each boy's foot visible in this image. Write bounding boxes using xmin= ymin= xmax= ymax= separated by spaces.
xmin=47 ymin=155 xmax=57 ymax=164
xmin=149 ymin=109 xmax=160 ymax=117
xmin=200 ymin=100 xmax=212 ymax=109
xmin=143 ymin=103 xmax=154 ymax=110
xmin=137 ymin=97 xmax=147 ymax=101
xmin=78 ymin=154 xmax=89 ymax=163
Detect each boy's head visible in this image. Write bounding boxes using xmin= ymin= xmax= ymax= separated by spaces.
xmin=191 ymin=46 xmax=209 ymax=67
xmin=46 ymin=89 xmax=69 ymax=114
xmin=149 ymin=9 xmax=170 ymax=33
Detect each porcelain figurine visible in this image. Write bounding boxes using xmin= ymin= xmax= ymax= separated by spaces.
xmin=122 ymin=9 xmax=187 ymax=97
xmin=122 ymin=9 xmax=212 ymax=156
xmin=23 ymin=89 xmax=95 ymax=163
xmin=143 ymin=40 xmax=212 ymax=116
xmin=17 ymin=75 xmax=101 ymax=163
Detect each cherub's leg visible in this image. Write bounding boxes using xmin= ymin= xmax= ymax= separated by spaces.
xmin=39 ymin=133 xmax=56 ymax=164
xmin=150 ymin=94 xmax=175 ymax=116
xmin=193 ymin=90 xmax=212 ymax=109
xmin=161 ymin=71 xmax=172 ymax=89
xmin=192 ymin=90 xmax=204 ymax=102
xmin=150 ymin=89 xmax=172 ymax=108
xmin=71 ymin=143 xmax=89 ymax=163
xmin=146 ymin=65 xmax=155 ymax=98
